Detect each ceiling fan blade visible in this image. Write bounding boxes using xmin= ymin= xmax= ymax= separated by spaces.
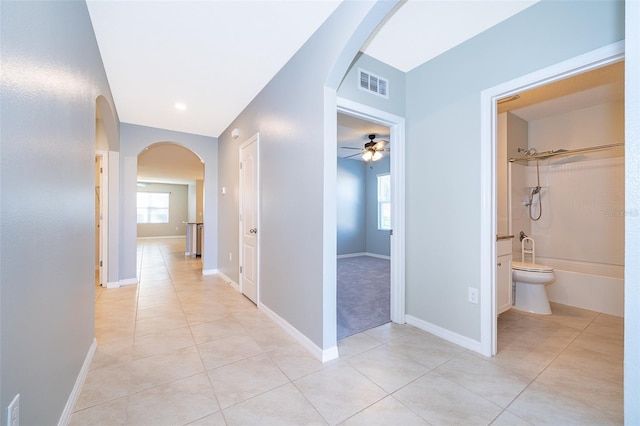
xmin=379 ymin=148 xmax=391 ymax=152
xmin=373 ymin=140 xmax=389 ymax=150
xmin=340 ymin=147 xmax=362 ymax=150
xmin=344 ymin=152 xmax=362 ymax=159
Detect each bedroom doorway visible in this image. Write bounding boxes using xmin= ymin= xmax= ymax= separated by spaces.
xmin=336 ymin=113 xmax=391 ymax=339
xmin=336 ymin=98 xmax=406 ymax=340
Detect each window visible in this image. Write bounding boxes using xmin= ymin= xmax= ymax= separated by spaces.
xmin=377 ymin=173 xmax=391 ymax=230
xmin=137 ymin=192 xmax=170 ymax=224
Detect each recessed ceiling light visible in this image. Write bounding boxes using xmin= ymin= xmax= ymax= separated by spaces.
xmin=174 ymin=102 xmax=187 ymax=111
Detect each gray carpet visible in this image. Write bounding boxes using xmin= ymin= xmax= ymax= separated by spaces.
xmin=337 ymin=256 xmax=390 ymax=340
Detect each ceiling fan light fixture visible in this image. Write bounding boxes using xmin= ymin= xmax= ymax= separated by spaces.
xmin=372 ymin=151 xmax=382 ymax=161
xmin=362 ymin=150 xmax=373 ymax=162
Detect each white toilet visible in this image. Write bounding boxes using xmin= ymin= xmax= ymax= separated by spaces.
xmin=512 ymin=236 xmax=555 ymax=315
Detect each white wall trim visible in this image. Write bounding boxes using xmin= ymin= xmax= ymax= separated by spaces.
xmin=337 ymin=252 xmax=390 ymax=260
xmin=202 ymin=268 xmax=219 ymax=276
xmin=364 ymin=252 xmax=390 ymax=260
xmin=337 ymin=252 xmax=366 ymax=259
xmin=216 ymin=270 xmax=240 ymax=291
xmin=405 ymin=315 xmax=483 ymax=354
xmin=58 ymin=338 xmax=97 ymax=426
xmin=106 ymin=281 xmax=120 ymax=289
xmin=119 ymin=278 xmax=138 ymax=287
xmin=260 ymin=302 xmax=338 ymax=363
xmin=479 ymin=41 xmax=625 ymax=357
xmin=337 ymin=97 xmax=406 ymax=325
xmin=137 ymin=235 xmax=185 ymax=240
xmin=625 ymin=2 xmax=640 ymax=422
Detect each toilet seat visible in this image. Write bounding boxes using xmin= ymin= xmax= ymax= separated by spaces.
xmin=512 ymin=261 xmax=553 ymax=273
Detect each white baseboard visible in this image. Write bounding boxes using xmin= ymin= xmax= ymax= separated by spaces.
xmin=259 ymin=303 xmax=338 ymax=363
xmin=337 ymin=252 xmax=390 ymax=260
xmin=405 ymin=314 xmax=483 ymax=354
xmin=58 ymin=338 xmax=97 ymax=426
xmin=120 ymin=278 xmax=138 ymax=287
xmin=202 ymin=268 xmax=218 ymax=276
xmin=337 ymin=252 xmax=366 ymax=259
xmin=106 ymin=278 xmax=137 ymax=288
xmin=364 ymin=252 xmax=390 ymax=260
xmin=137 ymin=235 xmax=185 ymax=240
xmin=216 ymin=271 xmax=240 ymax=292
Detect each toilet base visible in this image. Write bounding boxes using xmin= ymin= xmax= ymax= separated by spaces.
xmin=513 ymin=281 xmax=552 ymax=315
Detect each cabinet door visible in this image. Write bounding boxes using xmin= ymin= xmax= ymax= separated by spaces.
xmin=497 ymin=254 xmax=512 ymax=314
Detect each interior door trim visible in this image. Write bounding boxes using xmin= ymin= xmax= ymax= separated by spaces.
xmin=337 ymin=97 xmax=406 ymax=324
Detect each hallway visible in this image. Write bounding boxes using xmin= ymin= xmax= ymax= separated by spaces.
xmin=71 ymin=238 xmax=622 ymax=425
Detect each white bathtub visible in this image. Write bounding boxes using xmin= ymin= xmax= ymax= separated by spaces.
xmin=534 ymin=257 xmax=624 ymax=317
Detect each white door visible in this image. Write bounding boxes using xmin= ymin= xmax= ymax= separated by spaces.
xmin=240 ymin=135 xmax=259 ymax=304
xmin=95 ymin=155 xmax=102 ymax=286
xmin=95 ymin=152 xmax=108 ymax=287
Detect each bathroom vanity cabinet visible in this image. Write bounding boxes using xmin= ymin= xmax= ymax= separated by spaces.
xmin=497 ymin=237 xmax=513 ymax=314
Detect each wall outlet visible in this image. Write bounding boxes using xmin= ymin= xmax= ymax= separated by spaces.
xmin=7 ymin=394 xmax=19 ymax=426
xmin=468 ymin=287 xmax=479 ymax=304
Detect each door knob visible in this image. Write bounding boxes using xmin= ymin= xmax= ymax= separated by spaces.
xmin=249 ymin=228 xmax=257 ymax=234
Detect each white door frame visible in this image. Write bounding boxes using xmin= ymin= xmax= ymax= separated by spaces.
xmin=479 ymin=41 xmax=625 ymax=356
xmin=337 ymin=97 xmax=406 ymax=323
xmin=239 ymin=133 xmax=260 ymax=305
xmin=95 ymin=150 xmax=109 ymax=287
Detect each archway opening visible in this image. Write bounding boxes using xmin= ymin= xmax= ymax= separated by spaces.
xmin=137 ymin=142 xmax=205 ymax=262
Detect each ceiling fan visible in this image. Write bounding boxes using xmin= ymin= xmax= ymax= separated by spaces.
xmin=341 ymin=134 xmax=390 ymax=162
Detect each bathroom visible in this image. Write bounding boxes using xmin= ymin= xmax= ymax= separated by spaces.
xmin=497 ymin=60 xmax=624 ymax=319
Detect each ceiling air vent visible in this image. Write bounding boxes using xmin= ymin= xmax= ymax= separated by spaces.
xmin=359 ymin=68 xmax=388 ymax=98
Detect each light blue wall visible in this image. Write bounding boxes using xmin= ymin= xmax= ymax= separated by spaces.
xmin=405 ymin=0 xmax=624 ymax=341
xmin=217 ymin=2 xmax=397 ymax=351
xmin=365 ymin=156 xmax=390 ymax=256
xmin=337 ymin=158 xmax=366 ymax=255
xmin=119 ymin=124 xmax=218 ymax=277
xmin=337 ymin=156 xmax=391 ymax=257
xmin=0 ymin=1 xmax=119 ymax=424
xmin=338 ymin=52 xmax=405 ymax=117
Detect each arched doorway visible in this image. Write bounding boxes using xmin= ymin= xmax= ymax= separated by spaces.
xmin=137 ymin=142 xmax=205 ymax=263
xmin=95 ymin=96 xmax=118 ymax=287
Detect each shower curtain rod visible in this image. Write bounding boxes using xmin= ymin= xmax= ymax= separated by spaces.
xmin=509 ymin=142 xmax=624 ymax=163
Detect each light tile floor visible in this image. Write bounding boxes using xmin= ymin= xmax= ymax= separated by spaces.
xmin=72 ymin=238 xmax=623 ymax=425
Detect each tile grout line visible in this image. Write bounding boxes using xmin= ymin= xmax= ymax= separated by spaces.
xmin=159 ymin=240 xmax=228 ymax=423
xmin=494 ymin=310 xmax=603 ymax=424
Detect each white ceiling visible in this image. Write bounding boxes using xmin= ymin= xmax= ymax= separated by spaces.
xmin=99 ymin=1 xmax=623 ymax=177
xmin=87 ymin=0 xmax=539 ymax=138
